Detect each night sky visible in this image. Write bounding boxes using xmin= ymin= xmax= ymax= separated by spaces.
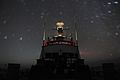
xmin=0 ymin=0 xmax=120 ymax=66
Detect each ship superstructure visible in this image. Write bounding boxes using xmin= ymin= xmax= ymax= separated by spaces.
xmin=29 ymin=21 xmax=91 ymax=80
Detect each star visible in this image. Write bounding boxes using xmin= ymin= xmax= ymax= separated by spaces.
xmin=90 ymin=20 xmax=94 ymax=23
xmin=107 ymin=2 xmax=111 ymax=5
xmin=3 ymin=20 xmax=7 ymax=24
xmin=19 ymin=37 xmax=23 ymax=40
xmin=108 ymin=10 xmax=112 ymax=13
xmin=95 ymin=15 xmax=99 ymax=18
xmin=40 ymin=15 xmax=44 ymax=19
xmin=115 ymin=32 xmax=119 ymax=36
xmin=4 ymin=36 xmax=8 ymax=40
xmin=114 ymin=1 xmax=119 ymax=4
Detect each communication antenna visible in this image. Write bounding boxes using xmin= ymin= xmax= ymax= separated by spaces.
xmin=74 ymin=16 xmax=79 ymax=46
xmin=75 ymin=23 xmax=78 ymax=41
xmin=74 ymin=16 xmax=78 ymax=41
xmin=42 ymin=18 xmax=46 ymax=41
xmin=43 ymin=22 xmax=46 ymax=40
xmin=41 ymin=18 xmax=47 ymax=56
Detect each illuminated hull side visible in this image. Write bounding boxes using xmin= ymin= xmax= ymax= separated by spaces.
xmin=29 ymin=21 xmax=91 ymax=80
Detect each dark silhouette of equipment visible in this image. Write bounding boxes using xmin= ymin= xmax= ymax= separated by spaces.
xmin=102 ymin=63 xmax=118 ymax=80
xmin=7 ymin=63 xmax=20 ymax=80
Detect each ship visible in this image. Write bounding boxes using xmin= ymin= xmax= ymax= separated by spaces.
xmin=29 ymin=21 xmax=91 ymax=80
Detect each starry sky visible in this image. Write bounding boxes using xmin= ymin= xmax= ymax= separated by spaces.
xmin=0 ymin=0 xmax=120 ymax=65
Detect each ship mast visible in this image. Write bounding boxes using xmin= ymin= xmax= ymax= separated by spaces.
xmin=74 ymin=16 xmax=79 ymax=46
xmin=43 ymin=30 xmax=46 ymax=40
xmin=42 ymin=21 xmax=47 ymax=46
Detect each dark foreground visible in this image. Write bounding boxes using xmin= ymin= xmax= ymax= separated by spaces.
xmin=0 ymin=62 xmax=120 ymax=80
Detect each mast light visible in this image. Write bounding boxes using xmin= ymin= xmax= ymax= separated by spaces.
xmin=56 ymin=21 xmax=64 ymax=27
